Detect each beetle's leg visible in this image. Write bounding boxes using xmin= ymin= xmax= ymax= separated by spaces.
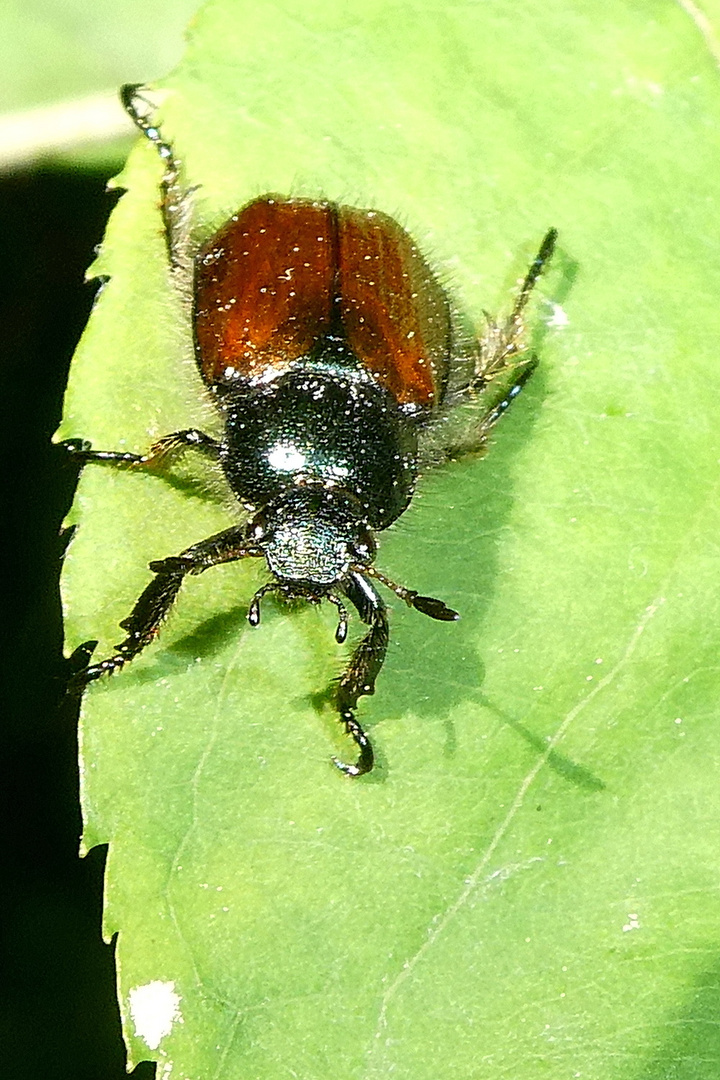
xmin=474 ymin=227 xmax=557 ymax=390
xmin=64 ymin=429 xmax=221 ymax=469
xmin=120 ymin=83 xmax=194 ymax=277
xmin=476 ymin=358 xmax=539 ymax=433
xmin=331 ymin=571 xmax=390 ymax=777
xmin=359 ymin=566 xmax=459 ymax=622
xmin=246 ymin=582 xmax=283 ymax=627
xmin=75 ymin=526 xmax=262 ymax=685
xmin=417 ymin=228 xmax=557 ymax=468
xmin=327 ymin=591 xmax=350 ymax=644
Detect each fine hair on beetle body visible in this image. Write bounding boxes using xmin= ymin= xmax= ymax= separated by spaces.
xmin=67 ymin=84 xmax=557 ymax=778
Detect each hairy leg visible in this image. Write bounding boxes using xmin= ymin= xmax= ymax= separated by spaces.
xmin=120 ymin=83 xmax=195 ymax=278
xmin=64 ymin=428 xmax=221 ymax=468
xmin=475 ymin=227 xmax=557 ymax=389
xmin=417 ymin=228 xmax=557 ymax=467
xmin=333 ymin=571 xmax=390 ymax=777
xmin=77 ymin=526 xmax=261 ymax=684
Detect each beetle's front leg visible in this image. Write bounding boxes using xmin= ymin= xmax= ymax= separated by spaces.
xmin=75 ymin=526 xmax=261 ymax=685
xmin=333 ymin=571 xmax=390 ymax=777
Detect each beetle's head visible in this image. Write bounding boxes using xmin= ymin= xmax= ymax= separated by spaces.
xmin=245 ymin=484 xmax=457 ymax=647
xmin=248 ymin=486 xmax=375 ymax=590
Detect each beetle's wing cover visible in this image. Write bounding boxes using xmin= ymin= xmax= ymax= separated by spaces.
xmin=338 ymin=207 xmax=451 ymax=410
xmin=194 ymin=197 xmax=335 ymax=386
xmin=193 ymin=196 xmax=451 ymax=408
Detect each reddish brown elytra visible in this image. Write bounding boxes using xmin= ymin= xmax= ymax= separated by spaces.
xmin=194 ymin=196 xmax=450 ymax=408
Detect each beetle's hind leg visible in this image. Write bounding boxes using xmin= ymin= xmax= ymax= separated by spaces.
xmin=331 ymin=571 xmax=391 ymax=777
xmin=473 ymin=227 xmax=557 ymax=392
xmin=120 ymin=83 xmax=195 ymax=279
xmin=471 ymin=225 xmax=555 ymax=438
xmin=417 ymin=228 xmax=557 ymax=467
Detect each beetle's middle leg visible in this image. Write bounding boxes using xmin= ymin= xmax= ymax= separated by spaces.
xmin=64 ymin=429 xmax=221 ymax=469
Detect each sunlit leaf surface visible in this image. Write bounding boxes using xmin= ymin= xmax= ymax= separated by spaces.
xmin=61 ymin=0 xmax=720 ymax=1075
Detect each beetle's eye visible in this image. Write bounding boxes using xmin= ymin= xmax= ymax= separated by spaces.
xmin=248 ymin=510 xmax=269 ymax=542
xmin=350 ymin=527 xmax=376 ymax=563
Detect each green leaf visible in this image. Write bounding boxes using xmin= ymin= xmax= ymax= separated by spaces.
xmin=60 ymin=0 xmax=720 ymax=1076
xmin=0 ymin=0 xmax=202 ymax=110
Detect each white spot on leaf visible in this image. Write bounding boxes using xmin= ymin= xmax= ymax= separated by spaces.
xmin=546 ymin=302 xmax=569 ymax=328
xmin=128 ymin=980 xmax=183 ymax=1050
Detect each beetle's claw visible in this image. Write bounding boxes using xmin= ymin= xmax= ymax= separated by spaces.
xmin=61 ymin=438 xmax=92 ymax=458
xmin=332 ymin=754 xmax=371 ymax=778
xmin=332 ymin=716 xmax=374 ymax=777
xmin=66 ymin=640 xmax=98 ymax=694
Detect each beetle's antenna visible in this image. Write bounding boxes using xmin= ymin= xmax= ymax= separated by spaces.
xmin=358 ymin=565 xmax=459 ymax=621
xmin=327 ymin=592 xmax=350 ymax=643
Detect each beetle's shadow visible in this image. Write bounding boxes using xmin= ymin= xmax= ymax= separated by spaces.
xmin=631 ymin=952 xmax=720 ymax=1080
xmin=166 ymin=605 xmax=252 ymax=661
xmin=136 ymin=460 xmax=231 ymax=505
xmin=156 ymin=471 xmax=228 ymax=503
xmin=371 ymin=250 xmax=599 ymax=790
xmin=473 ymin=694 xmax=605 ymax=792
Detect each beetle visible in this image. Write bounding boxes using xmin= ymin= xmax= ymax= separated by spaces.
xmin=67 ymin=84 xmax=556 ymax=777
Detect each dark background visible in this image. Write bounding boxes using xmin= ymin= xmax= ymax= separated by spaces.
xmin=0 ymin=165 xmax=155 ymax=1078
